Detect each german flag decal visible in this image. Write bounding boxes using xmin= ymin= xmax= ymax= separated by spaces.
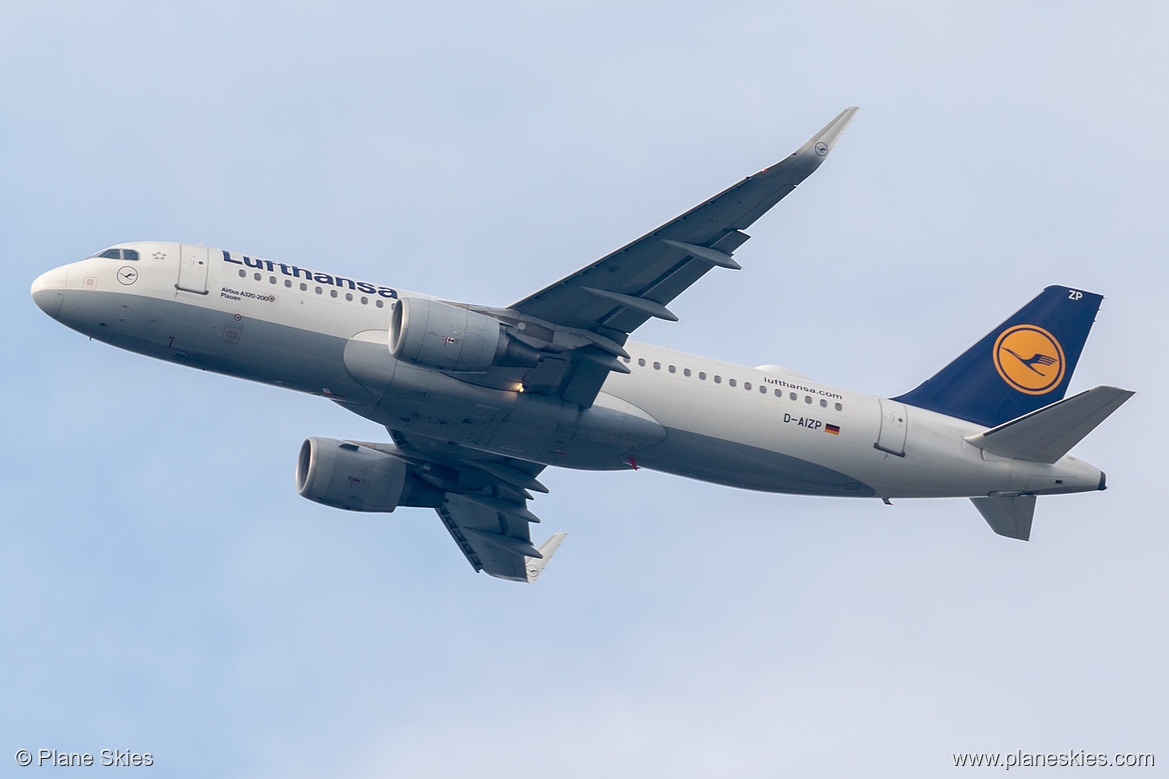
xmin=826 ymin=424 xmax=840 ymax=435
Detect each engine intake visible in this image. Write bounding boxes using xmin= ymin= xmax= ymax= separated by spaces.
xmin=389 ymin=296 xmax=538 ymax=372
xmin=296 ymin=437 xmax=443 ymax=512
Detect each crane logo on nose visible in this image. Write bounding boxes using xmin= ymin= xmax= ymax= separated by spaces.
xmin=993 ymin=324 xmax=1065 ymax=394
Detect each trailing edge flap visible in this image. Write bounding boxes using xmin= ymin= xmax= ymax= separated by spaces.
xmin=964 ymin=386 xmax=1134 ymax=464
xmin=971 ymin=495 xmax=1036 ymax=541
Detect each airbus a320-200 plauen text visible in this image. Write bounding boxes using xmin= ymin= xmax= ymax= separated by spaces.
xmin=32 ymin=108 xmax=1133 ymax=582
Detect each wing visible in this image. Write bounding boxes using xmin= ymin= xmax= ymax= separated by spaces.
xmin=439 ymin=497 xmax=565 ymax=582
xmin=386 ymin=430 xmax=566 ymax=582
xmin=509 ymin=107 xmax=858 ymax=335
xmin=490 ymin=107 xmax=858 ymax=406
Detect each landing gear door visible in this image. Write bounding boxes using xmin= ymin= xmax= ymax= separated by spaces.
xmin=177 ymin=245 xmax=210 ymax=295
xmin=875 ymin=398 xmax=908 ymax=457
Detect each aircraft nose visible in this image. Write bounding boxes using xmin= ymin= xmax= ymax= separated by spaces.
xmin=31 ymin=266 xmax=68 ymax=318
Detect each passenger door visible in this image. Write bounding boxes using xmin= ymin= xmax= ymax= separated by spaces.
xmin=177 ymin=244 xmax=209 ymax=295
xmin=875 ymin=398 xmax=908 ymax=457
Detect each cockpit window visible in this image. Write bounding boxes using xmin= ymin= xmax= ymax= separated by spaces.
xmin=90 ymin=248 xmax=138 ymax=260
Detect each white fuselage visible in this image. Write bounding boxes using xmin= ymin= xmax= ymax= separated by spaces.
xmin=31 ymin=243 xmax=1105 ymax=500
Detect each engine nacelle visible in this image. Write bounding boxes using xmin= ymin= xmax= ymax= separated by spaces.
xmin=389 ymin=296 xmax=504 ymax=372
xmin=388 ymin=296 xmax=540 ymax=372
xmin=296 ymin=437 xmax=443 ymax=512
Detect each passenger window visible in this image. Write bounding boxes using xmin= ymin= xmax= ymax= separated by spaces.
xmin=714 ymin=375 xmax=721 ymax=384
xmin=699 ymin=372 xmax=706 ymax=380
xmin=653 ymin=361 xmax=660 ymax=370
xmin=122 ymin=249 xmax=139 ymax=261
xmin=805 ymin=396 xmax=812 ymax=404
xmin=744 ymin=381 xmax=751 ymax=391
xmin=376 ymin=299 xmax=384 ymax=308
xmin=638 ymin=358 xmax=646 ymax=367
xmin=315 ymin=286 xmax=323 ymax=294
xmin=820 ymin=399 xmax=828 ymax=407
xmin=254 ymin=273 xmax=261 ymax=281
xmin=361 ymin=296 xmax=368 ymax=304
xmin=330 ymin=290 xmax=338 ymax=298
xmin=774 ymin=389 xmax=781 ymax=397
xmin=238 ymin=269 xmax=246 ymax=278
xmin=683 ymin=368 xmax=691 ymax=377
xmin=285 ymin=280 xmax=292 ymax=287
xmin=345 ymin=293 xmax=353 ymax=301
xmin=729 ymin=379 xmax=736 ymax=387
xmin=668 ymin=365 xmax=675 ymax=373
xmin=835 ymin=402 xmax=843 ymax=411
xmin=300 ymin=283 xmax=307 ymax=291
xmin=789 ymin=392 xmax=797 ymax=401
xmin=759 ymin=386 xmax=767 ymax=394
xmin=269 ymin=276 xmax=276 ymax=284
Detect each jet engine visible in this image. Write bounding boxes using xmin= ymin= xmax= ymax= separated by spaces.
xmin=296 ymin=437 xmax=443 ymax=512
xmin=388 ymin=296 xmax=539 ymax=372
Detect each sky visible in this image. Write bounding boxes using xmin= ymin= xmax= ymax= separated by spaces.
xmin=2 ymin=1 xmax=1166 ymax=776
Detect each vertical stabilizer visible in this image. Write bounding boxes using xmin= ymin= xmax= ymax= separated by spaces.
xmin=895 ymin=286 xmax=1102 ymax=427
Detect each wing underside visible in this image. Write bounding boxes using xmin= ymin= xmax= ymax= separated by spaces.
xmin=509 ymin=107 xmax=859 ymax=340
xmin=438 ymin=495 xmax=542 ymax=582
xmin=388 ymin=431 xmax=565 ymax=582
xmin=469 ymin=107 xmax=858 ymax=408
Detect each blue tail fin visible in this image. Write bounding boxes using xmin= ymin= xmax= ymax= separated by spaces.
xmin=894 ymin=286 xmax=1103 ymax=428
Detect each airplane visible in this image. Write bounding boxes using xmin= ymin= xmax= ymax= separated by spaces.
xmin=30 ymin=107 xmax=1133 ymax=583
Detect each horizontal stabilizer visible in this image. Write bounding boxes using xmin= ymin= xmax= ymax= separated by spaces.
xmin=525 ymin=532 xmax=567 ymax=582
xmin=965 ymin=386 xmax=1134 ymax=464
xmin=971 ymin=495 xmax=1037 ymax=541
